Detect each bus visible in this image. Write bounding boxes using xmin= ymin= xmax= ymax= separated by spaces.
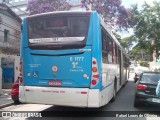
xmin=19 ymin=11 xmax=130 ymax=107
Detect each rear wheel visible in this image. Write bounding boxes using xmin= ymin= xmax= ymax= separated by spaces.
xmin=111 ymin=80 xmax=117 ymax=102
xmin=111 ymin=87 xmax=116 ymax=102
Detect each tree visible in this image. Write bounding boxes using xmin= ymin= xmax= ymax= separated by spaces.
xmin=81 ymin=0 xmax=130 ymax=30
xmin=129 ymin=1 xmax=160 ymax=61
xmin=113 ymin=32 xmax=136 ymax=51
xmin=27 ymin=0 xmax=70 ymax=15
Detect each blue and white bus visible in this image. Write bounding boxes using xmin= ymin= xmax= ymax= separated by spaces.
xmin=19 ymin=11 xmax=129 ymax=107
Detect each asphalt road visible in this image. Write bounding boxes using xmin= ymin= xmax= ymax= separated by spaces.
xmin=25 ymin=75 xmax=160 ymax=120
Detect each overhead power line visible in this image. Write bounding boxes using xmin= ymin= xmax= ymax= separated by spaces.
xmin=1 ymin=21 xmax=20 ymax=31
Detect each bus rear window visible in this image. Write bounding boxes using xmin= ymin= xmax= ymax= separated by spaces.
xmin=28 ymin=16 xmax=89 ymax=39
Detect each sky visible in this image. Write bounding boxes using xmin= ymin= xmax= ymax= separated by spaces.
xmin=122 ymin=0 xmax=160 ymax=9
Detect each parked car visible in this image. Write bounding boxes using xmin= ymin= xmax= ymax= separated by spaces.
xmin=134 ymin=71 xmax=160 ymax=107
xmin=11 ymin=77 xmax=20 ymax=104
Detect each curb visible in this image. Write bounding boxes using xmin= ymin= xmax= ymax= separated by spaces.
xmin=0 ymin=102 xmax=14 ymax=109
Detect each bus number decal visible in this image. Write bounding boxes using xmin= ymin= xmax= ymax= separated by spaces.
xmin=69 ymin=57 xmax=84 ymax=72
xmin=70 ymin=57 xmax=84 ymax=62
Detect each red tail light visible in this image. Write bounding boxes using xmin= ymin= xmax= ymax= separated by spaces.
xmin=136 ymin=84 xmax=148 ymax=90
xmin=93 ymin=75 xmax=99 ymax=78
xmin=19 ymin=59 xmax=23 ymax=83
xmin=92 ymin=61 xmax=96 ymax=64
xmin=91 ymin=80 xmax=97 ymax=85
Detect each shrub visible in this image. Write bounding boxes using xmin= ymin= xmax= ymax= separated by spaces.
xmin=139 ymin=61 xmax=149 ymax=67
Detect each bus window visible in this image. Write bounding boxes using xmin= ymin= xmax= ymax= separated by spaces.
xmin=108 ymin=38 xmax=113 ymax=64
xmin=28 ymin=15 xmax=90 ymax=49
xmin=113 ymin=41 xmax=117 ymax=64
xmin=29 ymin=16 xmax=89 ymax=38
xmin=101 ymin=29 xmax=108 ymax=63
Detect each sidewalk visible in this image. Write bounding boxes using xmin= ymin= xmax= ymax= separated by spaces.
xmin=0 ymin=89 xmax=13 ymax=109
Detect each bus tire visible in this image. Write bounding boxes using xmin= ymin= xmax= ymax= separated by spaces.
xmin=111 ymin=81 xmax=116 ymax=102
xmin=111 ymin=88 xmax=116 ymax=102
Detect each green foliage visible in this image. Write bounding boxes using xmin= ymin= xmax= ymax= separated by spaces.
xmin=130 ymin=2 xmax=160 ymax=48
xmin=128 ymin=1 xmax=160 ymax=61
xmin=139 ymin=61 xmax=149 ymax=67
xmin=113 ymin=32 xmax=136 ymax=52
xmin=81 ymin=0 xmax=130 ymax=31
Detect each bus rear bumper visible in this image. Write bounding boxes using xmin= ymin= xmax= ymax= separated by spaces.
xmin=19 ymin=86 xmax=100 ymax=108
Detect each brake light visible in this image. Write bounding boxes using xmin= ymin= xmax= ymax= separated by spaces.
xmin=136 ymin=84 xmax=148 ymax=90
xmin=91 ymin=80 xmax=97 ymax=85
xmin=92 ymin=61 xmax=96 ymax=64
xmin=93 ymin=75 xmax=99 ymax=78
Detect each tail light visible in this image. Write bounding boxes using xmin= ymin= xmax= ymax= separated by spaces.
xmin=136 ymin=84 xmax=148 ymax=91
xmin=91 ymin=57 xmax=99 ymax=88
xmin=19 ymin=59 xmax=23 ymax=83
xmin=91 ymin=80 xmax=97 ymax=85
xmin=92 ymin=67 xmax=97 ymax=72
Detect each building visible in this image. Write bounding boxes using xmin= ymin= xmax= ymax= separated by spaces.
xmin=0 ymin=3 xmax=21 ymax=89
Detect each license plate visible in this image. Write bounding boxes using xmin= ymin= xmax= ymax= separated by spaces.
xmin=48 ymin=80 xmax=62 ymax=86
xmin=152 ymin=98 xmax=160 ymax=103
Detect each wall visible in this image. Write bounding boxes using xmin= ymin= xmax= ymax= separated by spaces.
xmin=0 ymin=54 xmax=20 ymax=89
xmin=0 ymin=6 xmax=21 ymax=89
xmin=0 ymin=11 xmax=20 ymax=49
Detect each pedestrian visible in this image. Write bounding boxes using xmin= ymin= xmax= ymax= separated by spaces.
xmin=156 ymin=80 xmax=160 ymax=97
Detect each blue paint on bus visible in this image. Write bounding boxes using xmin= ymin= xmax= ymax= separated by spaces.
xmin=20 ymin=12 xmax=103 ymax=89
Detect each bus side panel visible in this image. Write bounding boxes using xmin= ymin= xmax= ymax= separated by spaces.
xmin=20 ymin=19 xmax=27 ymax=102
xmin=88 ymin=89 xmax=100 ymax=107
xmin=100 ymin=82 xmax=114 ymax=106
xmin=19 ymin=86 xmax=26 ymax=102
xmin=90 ymin=12 xmax=102 ymax=89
